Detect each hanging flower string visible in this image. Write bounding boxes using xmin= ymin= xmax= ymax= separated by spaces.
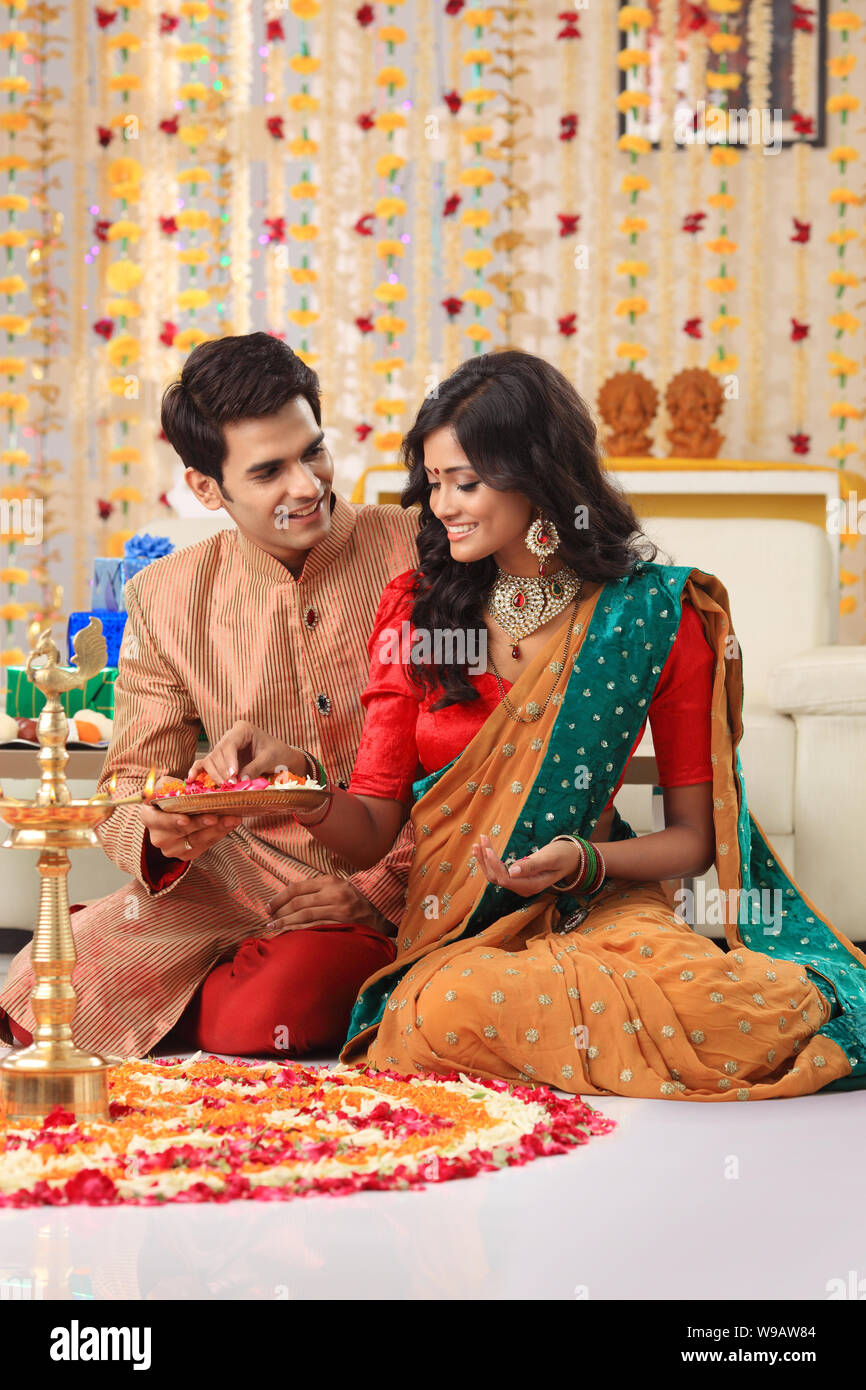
xmin=555 ymin=7 xmax=580 ymax=357
xmin=287 ymin=0 xmax=320 ymax=368
xmin=172 ymin=2 xmax=214 ymax=360
xmin=458 ymin=6 xmax=495 ymax=355
xmin=615 ymin=3 xmax=652 ymax=370
xmin=491 ymin=0 xmax=532 ymax=348
xmin=682 ymin=31 xmax=708 ymax=365
xmin=212 ymin=3 xmax=235 ymax=336
xmin=21 ymin=0 xmax=67 ymax=641
xmin=703 ymin=0 xmax=741 ymax=382
xmin=262 ymin=4 xmax=286 ymax=338
xmin=0 ymin=0 xmax=31 ymax=669
xmin=372 ymin=0 xmax=408 ymax=464
xmin=99 ymin=0 xmax=149 ymax=544
xmin=825 ymin=1 xmax=861 ymax=622
xmin=788 ymin=11 xmax=814 ymax=461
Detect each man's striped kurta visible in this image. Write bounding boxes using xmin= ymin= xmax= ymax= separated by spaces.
xmin=0 ymin=494 xmax=420 ymax=1056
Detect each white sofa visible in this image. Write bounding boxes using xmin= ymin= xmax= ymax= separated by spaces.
xmin=4 ymin=511 xmax=864 ymax=945
xmin=614 ymin=516 xmax=866 ymax=941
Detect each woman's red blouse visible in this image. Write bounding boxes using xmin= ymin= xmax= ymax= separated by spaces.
xmin=348 ymin=570 xmax=714 ymax=806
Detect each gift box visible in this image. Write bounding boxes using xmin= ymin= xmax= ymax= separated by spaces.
xmin=68 ymin=611 xmax=127 ymax=668
xmin=92 ymin=556 xmax=125 ymax=613
xmin=122 ymin=533 xmax=174 ymax=590
xmin=5 ymin=666 xmax=118 ymax=720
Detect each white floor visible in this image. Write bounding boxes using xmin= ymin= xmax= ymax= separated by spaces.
xmin=2 ymin=955 xmax=865 ymax=1301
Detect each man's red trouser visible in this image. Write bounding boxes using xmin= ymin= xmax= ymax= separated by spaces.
xmin=6 ymin=911 xmax=396 ymax=1057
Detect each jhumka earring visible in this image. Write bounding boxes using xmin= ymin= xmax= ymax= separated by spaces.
xmin=487 ymin=512 xmax=581 ymax=660
xmin=524 ymin=513 xmax=561 ymax=576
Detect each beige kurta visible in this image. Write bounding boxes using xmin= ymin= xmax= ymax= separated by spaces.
xmin=0 ymin=495 xmax=420 ymax=1055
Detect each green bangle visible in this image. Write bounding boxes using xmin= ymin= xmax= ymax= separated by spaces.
xmin=551 ymin=835 xmax=586 ymax=893
xmin=581 ymin=841 xmax=596 ymax=887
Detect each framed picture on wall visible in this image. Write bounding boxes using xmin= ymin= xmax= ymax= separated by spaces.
xmin=619 ymin=0 xmax=828 ymax=150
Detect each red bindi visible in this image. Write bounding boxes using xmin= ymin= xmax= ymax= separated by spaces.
xmin=433 ymin=467 xmax=440 ymax=475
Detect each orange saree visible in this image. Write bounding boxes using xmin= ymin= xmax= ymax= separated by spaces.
xmin=340 ymin=560 xmax=866 ymax=1101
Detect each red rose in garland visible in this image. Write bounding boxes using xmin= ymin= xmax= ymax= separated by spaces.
xmin=159 ymin=215 xmax=178 ymax=235
xmin=682 ymin=211 xmax=706 ymax=234
xmin=356 ymin=110 xmax=375 ymax=131
xmin=266 ymin=18 xmax=285 ymax=41
xmin=791 ymin=218 xmax=811 ymax=244
xmin=355 ymin=423 xmax=373 ymax=442
xmin=558 ymin=214 xmax=579 ymax=238
xmin=789 ymin=432 xmax=810 ymax=455
xmin=791 ymin=113 xmax=814 ymax=138
xmin=266 ymin=116 xmax=284 ymax=140
xmin=159 ymin=12 xmax=180 ymax=34
xmin=264 ymin=217 xmax=286 ymax=243
xmin=97 ymin=125 xmax=113 ymax=148
xmin=683 ymin=318 xmax=703 ymax=338
xmin=354 ymin=214 xmax=375 ymax=237
xmin=355 ymin=315 xmax=375 ymax=334
xmin=557 ymin=313 xmax=577 ymax=336
xmin=443 ymin=193 xmax=461 ymax=217
xmin=792 ymin=3 xmax=815 ymax=32
xmin=97 ymin=499 xmax=114 ymax=521
xmin=442 ymin=297 xmax=464 ymax=318
xmin=93 ymin=318 xmax=114 ymax=340
xmin=557 ymin=11 xmax=581 ymax=38
xmin=790 ymin=318 xmax=810 ymax=342
xmin=443 ymin=90 xmax=462 ymax=115
xmin=95 ymin=6 xmax=117 ymax=28
xmin=559 ymin=114 xmax=578 ymax=141
xmin=159 ymin=115 xmax=179 ymax=136
xmin=356 ymin=3 xmax=375 ymax=25
xmin=159 ymin=321 xmax=178 ymax=347
xmin=684 ymin=4 xmax=707 ymax=31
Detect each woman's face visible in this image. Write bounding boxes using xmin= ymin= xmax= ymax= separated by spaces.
xmin=422 ymin=426 xmax=535 ymax=570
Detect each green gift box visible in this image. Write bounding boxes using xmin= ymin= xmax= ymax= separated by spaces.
xmin=5 ymin=666 xmax=118 ymax=721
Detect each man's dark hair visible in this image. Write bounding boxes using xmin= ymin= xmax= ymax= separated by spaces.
xmin=160 ymin=332 xmax=322 ymax=484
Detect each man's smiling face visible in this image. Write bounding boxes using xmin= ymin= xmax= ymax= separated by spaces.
xmin=185 ymin=395 xmax=334 ymax=574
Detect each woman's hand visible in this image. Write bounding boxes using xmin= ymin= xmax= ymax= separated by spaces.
xmin=187 ymin=720 xmax=307 ymax=785
xmin=471 ymin=832 xmax=580 ymax=898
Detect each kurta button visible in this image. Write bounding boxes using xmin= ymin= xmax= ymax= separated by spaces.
xmin=315 ymin=693 xmax=331 ymax=716
xmin=304 ymin=607 xmax=318 ymax=629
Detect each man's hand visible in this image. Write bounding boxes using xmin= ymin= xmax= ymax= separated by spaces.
xmin=139 ymin=775 xmax=243 ymax=863
xmin=187 ymin=720 xmax=306 ymax=785
xmin=265 ymin=875 xmax=395 ymax=936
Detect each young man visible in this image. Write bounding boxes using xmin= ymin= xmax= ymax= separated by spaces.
xmin=0 ymin=333 xmax=419 ymax=1058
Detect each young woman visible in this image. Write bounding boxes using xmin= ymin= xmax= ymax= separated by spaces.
xmin=205 ymin=350 xmax=866 ymax=1101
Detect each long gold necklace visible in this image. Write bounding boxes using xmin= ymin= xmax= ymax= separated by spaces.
xmin=488 ymin=590 xmax=582 ymax=724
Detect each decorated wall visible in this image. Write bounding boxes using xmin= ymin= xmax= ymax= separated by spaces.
xmin=0 ymin=0 xmax=863 ymax=679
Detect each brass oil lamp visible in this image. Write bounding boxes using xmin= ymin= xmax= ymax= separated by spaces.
xmin=0 ymin=618 xmax=152 ymax=1125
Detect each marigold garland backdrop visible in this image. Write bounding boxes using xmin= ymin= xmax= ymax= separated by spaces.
xmin=0 ymin=0 xmax=862 ymax=679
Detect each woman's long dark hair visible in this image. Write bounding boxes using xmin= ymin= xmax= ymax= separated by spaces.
xmin=401 ymin=349 xmax=659 ymax=710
